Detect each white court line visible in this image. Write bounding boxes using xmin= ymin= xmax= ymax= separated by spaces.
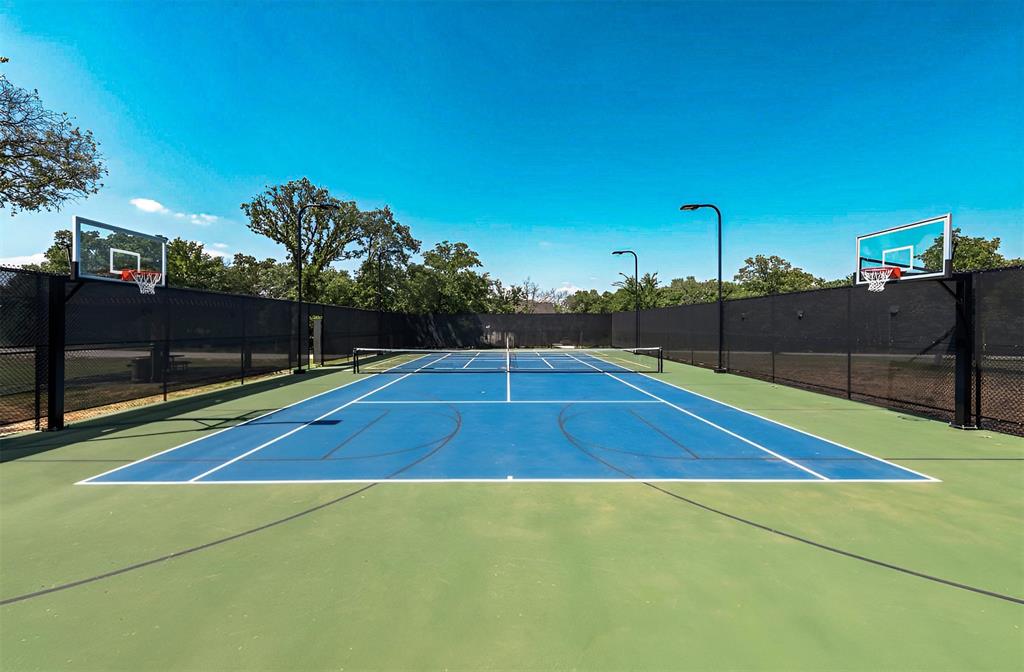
xmin=637 ymin=370 xmax=940 ymax=482
xmin=461 ymin=352 xmax=481 ymax=369
xmin=186 ymin=354 xmax=451 ymax=482
xmin=506 ymin=348 xmax=511 ymax=402
xmin=564 ymin=353 xmax=829 ymax=480
xmin=354 ymin=399 xmax=661 ymax=404
xmin=540 ymin=356 xmax=554 ymax=369
xmin=76 ymin=372 xmax=382 ymax=485
xmin=81 ymin=477 xmax=936 ymax=486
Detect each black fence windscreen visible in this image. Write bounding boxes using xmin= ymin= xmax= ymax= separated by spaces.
xmin=394 ymin=313 xmax=613 ymax=350
xmin=1 ymin=270 xmax=303 ymax=428
xmin=314 ymin=305 xmax=381 ymax=364
xmin=2 ymin=266 xmax=1021 ymax=437
xmin=975 ymin=267 xmax=1024 ymax=436
xmin=0 ymin=268 xmax=49 ymax=429
xmin=60 ymin=280 xmax=299 ymax=416
xmin=611 ymin=267 xmax=1023 ymax=435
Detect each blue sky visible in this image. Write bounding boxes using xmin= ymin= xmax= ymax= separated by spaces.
xmin=1 ymin=1 xmax=1021 ymax=292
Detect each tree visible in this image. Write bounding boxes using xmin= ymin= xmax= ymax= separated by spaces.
xmin=487 ymin=279 xmax=530 ymax=313
xmin=613 ymin=271 xmax=665 ymax=310
xmin=222 ymin=254 xmax=292 ymax=298
xmin=22 ymin=229 xmax=72 ymax=274
xmin=352 ymin=206 xmax=420 ymax=311
xmin=240 ymin=178 xmax=363 ymax=303
xmin=166 ymin=238 xmax=228 ymax=291
xmin=0 ymin=74 xmax=106 ymax=215
xmin=405 ymin=241 xmax=492 ymax=314
xmin=564 ymin=289 xmax=613 ymax=313
xmin=734 ymin=255 xmax=818 ymax=295
xmin=319 ymin=267 xmax=358 ymax=306
xmin=920 ymin=227 xmax=1022 ymax=273
xmin=662 ymin=276 xmax=722 ymax=305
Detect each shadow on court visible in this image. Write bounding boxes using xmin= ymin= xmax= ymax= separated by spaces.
xmin=0 ymin=369 xmax=343 ymax=463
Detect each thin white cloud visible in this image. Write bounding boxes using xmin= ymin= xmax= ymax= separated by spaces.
xmin=0 ymin=252 xmax=46 ymax=267
xmin=558 ymin=282 xmax=584 ymax=294
xmin=202 ymin=243 xmax=231 ymax=258
xmin=132 ymin=197 xmax=218 ymax=226
xmin=130 ymin=198 xmax=168 ymax=214
xmin=538 ymin=241 xmax=554 ymax=248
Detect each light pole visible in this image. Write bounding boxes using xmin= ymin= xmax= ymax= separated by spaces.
xmin=680 ymin=203 xmax=726 ymax=373
xmin=612 ymin=250 xmax=639 ymax=349
xmin=294 ymin=202 xmax=338 ymax=373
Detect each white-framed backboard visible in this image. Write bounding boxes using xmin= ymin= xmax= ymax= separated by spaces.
xmin=855 ymin=214 xmax=952 ymax=285
xmin=71 ymin=216 xmax=167 ymax=286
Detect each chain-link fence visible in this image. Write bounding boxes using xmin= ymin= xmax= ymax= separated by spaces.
xmin=612 ymin=267 xmax=1023 ymax=435
xmin=0 ymin=268 xmax=49 ymax=429
xmin=975 ymin=267 xmax=1024 ymax=436
xmin=2 ymin=266 xmax=1021 ymax=436
xmin=1 ymin=269 xmax=303 ymax=429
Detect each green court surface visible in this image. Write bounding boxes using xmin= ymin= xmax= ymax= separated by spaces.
xmin=1 ymin=362 xmax=1022 ymax=671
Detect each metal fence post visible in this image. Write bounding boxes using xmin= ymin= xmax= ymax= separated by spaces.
xmin=45 ymin=275 xmax=66 ymax=431
xmin=951 ymin=273 xmax=975 ymax=428
xmin=845 ymin=286 xmax=852 ymax=400
xmin=241 ymin=297 xmax=247 ymax=385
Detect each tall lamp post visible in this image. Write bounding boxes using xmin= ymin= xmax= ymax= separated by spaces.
xmin=375 ymin=236 xmax=388 ymax=349
xmin=612 ymin=250 xmax=639 ymax=349
xmin=679 ymin=203 xmax=727 ymax=373
xmin=294 ymin=202 xmax=339 ymax=373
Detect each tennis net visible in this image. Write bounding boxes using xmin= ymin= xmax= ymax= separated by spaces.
xmin=352 ymin=347 xmax=663 ymax=374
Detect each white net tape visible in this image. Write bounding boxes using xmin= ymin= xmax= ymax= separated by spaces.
xmin=129 ymin=271 xmax=162 ymax=295
xmin=862 ymin=267 xmax=896 ymax=292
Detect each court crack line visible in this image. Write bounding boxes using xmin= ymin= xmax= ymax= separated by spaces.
xmin=556 ymin=406 xmax=1024 ymax=607
xmin=0 ymin=409 xmax=463 ymax=607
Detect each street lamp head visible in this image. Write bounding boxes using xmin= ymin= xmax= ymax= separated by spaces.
xmin=313 ymin=203 xmax=339 ymax=210
xmin=679 ymin=204 xmax=702 ymax=211
xmin=612 ymin=250 xmax=625 ymax=255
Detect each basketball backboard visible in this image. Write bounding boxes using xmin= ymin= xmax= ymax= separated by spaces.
xmin=72 ymin=216 xmax=167 ymax=287
xmin=855 ymin=214 xmax=952 ymax=286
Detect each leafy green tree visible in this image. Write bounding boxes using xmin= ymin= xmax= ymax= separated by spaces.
xmin=734 ymin=255 xmax=818 ymax=295
xmin=166 ymin=238 xmax=228 ymax=290
xmin=487 ymin=279 xmax=530 ymax=313
xmin=920 ymin=227 xmax=1022 ymax=272
xmin=0 ymin=73 xmax=106 ymax=215
xmin=318 ymin=267 xmax=358 ymax=306
xmin=22 ymin=229 xmax=72 ymax=274
xmin=405 ymin=241 xmax=492 ymax=314
xmin=352 ymin=206 xmax=420 ymax=311
xmin=240 ymin=178 xmax=363 ymax=303
xmin=816 ymin=274 xmax=854 ymax=289
xmin=661 ymin=276 xmax=725 ymax=305
xmin=613 ymin=272 xmax=665 ymax=310
xmin=564 ymin=289 xmax=614 ymax=313
xmin=222 ymin=254 xmax=293 ymax=298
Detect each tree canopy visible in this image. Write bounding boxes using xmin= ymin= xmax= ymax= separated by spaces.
xmin=20 ymin=200 xmax=1018 ymax=316
xmin=921 ymin=227 xmax=1022 ymax=272
xmin=0 ymin=73 xmax=106 ymax=215
xmin=239 ymin=178 xmax=362 ymax=303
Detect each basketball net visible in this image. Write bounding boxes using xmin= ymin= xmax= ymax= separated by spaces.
xmin=121 ymin=269 xmax=162 ymax=295
xmin=861 ymin=266 xmax=900 ymax=292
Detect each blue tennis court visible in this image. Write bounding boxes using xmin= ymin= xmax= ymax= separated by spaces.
xmin=80 ymin=350 xmax=937 ymax=485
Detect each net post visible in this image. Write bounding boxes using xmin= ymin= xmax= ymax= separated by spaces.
xmin=659 ymin=347 xmax=663 ymax=373
xmin=353 ymin=348 xmax=360 ymax=373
